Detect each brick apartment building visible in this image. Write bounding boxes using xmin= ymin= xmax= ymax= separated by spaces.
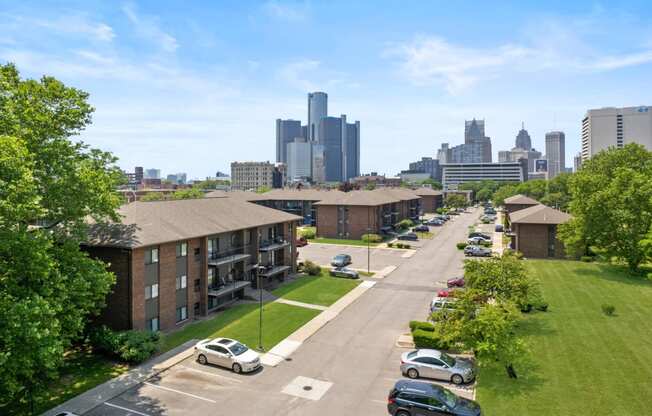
xmin=374 ymin=188 xmax=421 ymax=221
xmin=509 ymin=204 xmax=571 ymax=259
xmin=85 ymin=197 xmax=301 ymax=332
xmin=503 ymin=194 xmax=540 ymax=215
xmin=253 ymin=188 xmax=344 ymax=226
xmin=412 ymin=187 xmax=444 ymax=213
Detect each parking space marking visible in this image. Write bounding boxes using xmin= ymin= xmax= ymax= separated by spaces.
xmin=143 ymin=381 xmax=217 ymax=403
xmin=103 ymin=401 xmax=152 ymax=416
xmin=178 ymin=365 xmax=244 ymax=383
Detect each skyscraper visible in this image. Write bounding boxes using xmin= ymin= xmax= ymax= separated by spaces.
xmin=581 ymin=106 xmax=652 ymax=160
xmin=319 ymin=115 xmax=361 ymax=182
xmin=498 ymin=124 xmax=541 ymax=172
xmin=515 ymin=123 xmax=532 ymax=150
xmin=286 ymin=138 xmax=312 ymax=181
xmin=545 ymin=131 xmax=566 ymax=179
xmin=343 ymin=119 xmax=361 ymax=180
xmin=463 ymin=119 xmax=492 ymax=162
xmin=275 ymin=119 xmax=303 ymax=163
xmin=307 ymin=92 xmax=328 ymax=142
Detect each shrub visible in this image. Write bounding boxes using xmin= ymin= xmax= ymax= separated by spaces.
xmin=387 ymin=242 xmax=394 ymax=248
xmin=302 ymin=260 xmax=321 ymax=276
xmin=361 ymin=233 xmax=382 ymax=243
xmin=536 ymin=302 xmax=549 ymax=312
xmin=409 ymin=321 xmax=435 ymax=332
xmin=456 ymin=242 xmax=467 ymax=250
xmin=397 ymin=219 xmax=414 ymax=230
xmin=89 ymin=326 xmax=160 ymax=363
xmin=395 ymin=243 xmax=403 ymax=249
xmin=580 ymin=255 xmax=594 ymax=262
xmin=403 ymin=244 xmax=411 ymax=249
xmin=412 ymin=329 xmax=452 ymax=350
xmin=601 ymin=304 xmax=616 ymax=316
xmin=480 ymin=241 xmax=492 ymax=247
xmin=299 ymin=228 xmax=316 ymax=239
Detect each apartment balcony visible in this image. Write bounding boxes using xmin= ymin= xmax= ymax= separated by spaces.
xmin=258 ymin=264 xmax=291 ymax=277
xmin=207 ymin=246 xmax=251 ymax=266
xmin=208 ymin=280 xmax=251 ymax=298
xmin=258 ymin=236 xmax=290 ymax=252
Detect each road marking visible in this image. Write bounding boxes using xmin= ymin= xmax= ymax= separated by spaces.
xmin=371 ymin=399 xmax=387 ymax=404
xmin=143 ymin=381 xmax=217 ymax=403
xmin=179 ymin=365 xmax=243 ymax=383
xmin=103 ymin=401 xmax=152 ymax=416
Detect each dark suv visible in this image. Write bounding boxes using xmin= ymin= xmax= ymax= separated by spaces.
xmin=387 ymin=380 xmax=481 ymax=416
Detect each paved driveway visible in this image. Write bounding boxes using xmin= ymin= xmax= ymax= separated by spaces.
xmin=82 ymin=208 xmax=482 ymax=416
xmin=297 ymin=243 xmax=408 ymax=272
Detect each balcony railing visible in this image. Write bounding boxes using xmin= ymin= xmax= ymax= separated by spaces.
xmin=258 ymin=264 xmax=291 ymax=277
xmin=207 ymin=245 xmax=252 ymax=266
xmin=258 ymin=236 xmax=290 ymax=252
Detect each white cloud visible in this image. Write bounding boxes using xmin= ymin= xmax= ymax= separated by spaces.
xmin=1 ymin=14 xmax=115 ymax=42
xmin=263 ymin=1 xmax=309 ymax=21
xmin=121 ymin=2 xmax=178 ymax=52
xmin=277 ymin=59 xmax=321 ymax=90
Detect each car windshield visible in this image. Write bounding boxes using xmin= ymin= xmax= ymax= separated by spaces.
xmin=407 ymin=351 xmax=418 ymax=359
xmin=229 ymin=342 xmax=248 ymax=356
xmin=439 ymin=352 xmax=456 ymax=367
xmin=439 ymin=388 xmax=458 ymax=408
xmin=335 ymin=255 xmax=346 ymax=261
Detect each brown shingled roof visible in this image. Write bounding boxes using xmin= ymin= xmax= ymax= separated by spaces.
xmin=412 ymin=187 xmax=444 ymax=196
xmin=509 ymin=204 xmax=572 ymax=225
xmin=373 ymin=188 xmax=421 ymax=201
xmin=87 ymin=197 xmax=301 ymax=248
xmin=314 ymin=190 xmax=399 ymax=206
xmin=204 ymin=190 xmax=267 ymax=201
xmin=503 ymin=194 xmax=540 ymax=205
xmin=258 ymin=188 xmax=344 ymax=201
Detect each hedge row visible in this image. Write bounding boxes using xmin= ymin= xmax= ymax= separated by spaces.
xmin=89 ymin=326 xmax=161 ymax=363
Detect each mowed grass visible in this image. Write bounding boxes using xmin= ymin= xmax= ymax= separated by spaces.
xmin=313 ymin=237 xmax=381 ymax=247
xmin=272 ymin=271 xmax=361 ymax=306
xmin=476 ymin=260 xmax=652 ymax=416
xmin=161 ymin=302 xmax=320 ymax=353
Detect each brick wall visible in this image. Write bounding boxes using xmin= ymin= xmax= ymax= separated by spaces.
xmin=316 ymin=205 xmax=338 ymax=238
xmin=347 ymin=205 xmax=378 ymax=239
xmin=131 ymin=248 xmax=146 ymax=330
xmin=515 ymin=223 xmax=566 ymax=258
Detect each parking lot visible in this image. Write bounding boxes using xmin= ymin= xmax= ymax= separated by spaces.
xmin=297 ymin=242 xmax=409 ymax=272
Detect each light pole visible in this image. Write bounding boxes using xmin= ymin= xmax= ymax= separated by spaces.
xmin=257 ymin=267 xmax=264 ymax=351
xmin=367 ymin=206 xmax=371 ymax=274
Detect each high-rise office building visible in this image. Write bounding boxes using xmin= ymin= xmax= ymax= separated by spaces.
xmin=545 ymin=131 xmax=566 ymax=179
xmin=574 ymin=153 xmax=582 ymax=172
xmin=498 ymin=125 xmax=542 ymax=172
xmin=311 ymin=143 xmax=326 ymax=183
xmin=276 ymin=119 xmax=303 ymax=163
xmin=319 ymin=115 xmax=361 ymax=182
xmin=144 ymin=168 xmax=160 ymax=179
xmin=134 ymin=166 xmax=144 ymax=183
xmin=581 ymin=106 xmax=652 ymax=160
xmin=437 ymin=143 xmax=452 ymax=164
xmin=308 ymin=92 xmax=328 ymax=142
xmin=515 ymin=123 xmax=532 ymax=150
xmin=342 ymin=117 xmax=361 ymax=181
xmin=463 ymin=119 xmax=492 ymax=162
xmin=286 ymin=138 xmax=312 ymax=181
xmin=407 ymin=157 xmax=441 ymax=181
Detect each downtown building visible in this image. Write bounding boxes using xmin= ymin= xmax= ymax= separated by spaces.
xmin=230 ymin=161 xmax=286 ymax=191
xmin=497 ymin=125 xmax=542 ymax=173
xmin=581 ymin=106 xmax=652 ymax=161
xmin=441 ymin=160 xmax=528 ymax=190
xmin=545 ymin=131 xmax=565 ymax=179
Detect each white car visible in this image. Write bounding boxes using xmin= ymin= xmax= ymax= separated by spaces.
xmin=195 ymin=337 xmax=261 ymax=373
xmin=467 ymin=236 xmax=491 ymax=245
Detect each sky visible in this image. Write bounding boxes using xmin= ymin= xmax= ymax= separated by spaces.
xmin=2 ymin=1 xmax=652 ymax=179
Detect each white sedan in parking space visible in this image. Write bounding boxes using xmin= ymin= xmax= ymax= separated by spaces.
xmin=195 ymin=337 xmax=261 ymax=373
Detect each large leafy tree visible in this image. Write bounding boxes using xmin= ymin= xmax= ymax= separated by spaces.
xmin=559 ymin=144 xmax=652 ymax=270
xmin=445 ymin=193 xmax=468 ymax=209
xmin=0 ymin=64 xmax=123 ymax=407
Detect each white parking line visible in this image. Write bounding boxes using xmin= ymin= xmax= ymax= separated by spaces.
xmin=143 ymin=381 xmax=217 ymax=403
xmin=103 ymin=401 xmax=152 ymax=416
xmin=179 ymin=365 xmax=243 ymax=383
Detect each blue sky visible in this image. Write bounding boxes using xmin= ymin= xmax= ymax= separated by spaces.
xmin=2 ymin=1 xmax=652 ymax=179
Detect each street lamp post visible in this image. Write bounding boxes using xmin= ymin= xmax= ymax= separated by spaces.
xmin=257 ymin=267 xmax=264 ymax=351
xmin=367 ymin=206 xmax=371 ymax=274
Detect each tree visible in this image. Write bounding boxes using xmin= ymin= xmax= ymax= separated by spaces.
xmin=141 ymin=192 xmax=164 ymax=201
xmin=559 ymin=144 xmax=652 ymax=271
xmin=364 ymin=183 xmax=376 ymax=190
xmin=419 ymin=178 xmax=443 ymax=190
xmin=194 ymin=179 xmax=230 ymax=189
xmin=256 ymin=185 xmax=271 ymax=194
xmin=0 ymin=64 xmax=122 ymax=408
xmin=463 ymin=254 xmax=533 ymax=306
xmin=171 ymin=188 xmax=203 ymax=200
xmin=445 ymin=193 xmax=467 ymax=209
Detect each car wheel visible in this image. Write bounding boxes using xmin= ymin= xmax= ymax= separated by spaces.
xmin=406 ymin=368 xmax=419 ymax=379
xmin=197 ymin=354 xmax=207 ymax=365
xmin=451 ymin=374 xmax=464 ymax=385
xmin=395 ymin=410 xmax=410 ymax=416
xmin=232 ymin=363 xmax=242 ymax=374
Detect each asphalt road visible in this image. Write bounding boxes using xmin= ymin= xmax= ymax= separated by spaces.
xmin=297 ymin=242 xmax=408 ymax=272
xmin=84 ymin=208 xmax=480 ymax=416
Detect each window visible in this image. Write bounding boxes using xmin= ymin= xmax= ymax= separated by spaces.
xmin=208 ymin=238 xmax=218 ymax=257
xmin=146 ymin=248 xmax=159 ymax=264
xmin=145 ymin=283 xmax=159 ymax=300
xmin=176 ymin=306 xmax=187 ymax=322
xmin=244 ymin=230 xmax=251 ymax=245
xmin=194 ymin=278 xmax=200 ymax=292
xmin=147 ymin=317 xmax=159 ymax=331
xmin=209 ymin=345 xmax=229 ymax=355
xmin=207 ymin=267 xmax=215 ymax=288
xmin=176 ymin=242 xmax=187 ymax=257
xmin=194 ymin=302 xmax=200 ymax=315
xmin=176 ymin=275 xmax=187 ymax=290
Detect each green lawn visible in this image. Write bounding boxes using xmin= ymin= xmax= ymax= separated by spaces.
xmin=272 ymin=271 xmax=361 ymax=306
xmin=416 ymin=231 xmax=434 ymax=239
xmin=476 ymin=260 xmax=652 ymax=416
xmin=162 ymin=302 xmax=320 ymax=352
xmin=312 ymin=237 xmax=381 ymax=247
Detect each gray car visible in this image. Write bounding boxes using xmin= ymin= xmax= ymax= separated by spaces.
xmin=400 ymin=349 xmax=476 ymax=385
xmin=329 ymin=267 xmax=359 ymax=279
xmin=331 ymin=254 xmax=352 ymax=267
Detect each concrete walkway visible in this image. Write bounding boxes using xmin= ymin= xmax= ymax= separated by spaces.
xmin=274 ymin=298 xmax=328 ymax=311
xmin=493 ymin=211 xmax=505 ymax=255
xmin=43 ymin=339 xmax=198 ymax=416
xmin=261 ymin=280 xmax=377 ymax=367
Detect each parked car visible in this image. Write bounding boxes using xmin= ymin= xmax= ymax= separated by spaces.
xmin=467 ymin=236 xmax=491 ymax=245
xmin=400 ymin=349 xmax=476 ymax=385
xmin=331 ymin=254 xmax=352 ymax=267
xmin=430 ymin=296 xmax=457 ymax=313
xmin=437 ymin=288 xmax=463 ymax=298
xmin=464 ymin=245 xmax=492 ymax=257
xmin=468 ymin=231 xmax=490 ymax=239
xmin=495 ymin=224 xmax=504 ymax=232
xmin=387 ymin=379 xmax=482 ymax=416
xmin=412 ymin=224 xmax=429 ymax=232
xmin=329 ymin=267 xmax=359 ymax=279
xmin=54 ymin=413 xmax=80 ymax=416
xmin=195 ymin=338 xmax=261 ymax=373
xmin=296 ymin=237 xmax=308 ymax=247
xmin=398 ymin=232 xmax=418 ymax=241
xmin=427 ymin=219 xmax=444 ymax=226
xmin=446 ymin=277 xmax=465 ymax=288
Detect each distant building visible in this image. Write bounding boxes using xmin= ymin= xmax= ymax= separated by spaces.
xmin=287 ymin=138 xmax=312 ymax=181
xmin=574 ymin=153 xmax=582 ymax=172
xmin=463 ymin=119 xmax=492 ymax=163
xmin=407 ymin=157 xmax=441 ymax=181
xmin=351 ymin=174 xmax=402 ymax=188
xmin=144 ymin=168 xmax=161 ymax=180
xmin=399 ymin=171 xmax=432 ymax=184
xmin=581 ymin=106 xmax=652 ymax=160
xmin=276 ymin=119 xmax=303 ymax=164
xmin=319 ymin=115 xmax=360 ymax=182
xmin=515 ymin=124 xmax=532 ymax=150
xmin=545 ymin=131 xmax=566 ymax=179
xmin=308 ymin=92 xmax=328 ymax=142
xmin=231 ymin=161 xmax=286 ymax=191
xmin=215 ymin=171 xmax=230 ymax=178
xmin=437 ymin=143 xmax=452 ymax=164
xmin=498 ymin=124 xmax=542 ymax=172
xmin=311 ymin=143 xmax=326 ymax=183
xmin=442 ymin=160 xmax=528 ymax=189
xmin=135 ymin=166 xmax=144 ymax=183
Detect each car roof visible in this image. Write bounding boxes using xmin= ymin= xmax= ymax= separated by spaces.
xmin=394 ymin=379 xmax=444 ymax=394
xmin=414 ymin=349 xmax=443 ymax=359
xmin=207 ymin=337 xmax=236 ymax=347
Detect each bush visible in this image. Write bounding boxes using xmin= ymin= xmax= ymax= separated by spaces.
xmin=412 ymin=329 xmax=452 ymax=350
xmin=536 ymin=302 xmax=549 ymax=312
xmin=456 ymin=242 xmax=467 ymax=250
xmin=601 ymin=304 xmax=616 ymax=316
xmin=395 ymin=243 xmax=404 ymax=249
xmin=361 ymin=233 xmax=382 ymax=243
xmin=409 ymin=321 xmax=435 ymax=332
xmin=89 ymin=326 xmax=160 ymax=363
xmin=403 ymin=244 xmax=411 ymax=249
xmin=387 ymin=242 xmax=394 ymax=248
xmin=302 ymin=260 xmax=322 ymax=276
xmin=580 ymin=255 xmax=594 ymax=262
xmin=299 ymin=228 xmax=316 ymax=239
xmin=480 ymin=241 xmax=492 ymax=247
xmin=397 ymin=219 xmax=414 ymax=230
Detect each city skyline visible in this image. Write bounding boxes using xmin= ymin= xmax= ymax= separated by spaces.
xmin=2 ymin=1 xmax=652 ymax=177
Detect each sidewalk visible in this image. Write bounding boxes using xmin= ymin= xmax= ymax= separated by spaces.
xmin=43 ymin=340 xmax=198 ymax=416
xmin=261 ymin=280 xmax=377 ymax=367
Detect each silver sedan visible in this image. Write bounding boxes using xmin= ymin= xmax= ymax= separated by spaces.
xmin=400 ymin=349 xmax=475 ymax=385
xmin=195 ymin=337 xmax=261 ymax=373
